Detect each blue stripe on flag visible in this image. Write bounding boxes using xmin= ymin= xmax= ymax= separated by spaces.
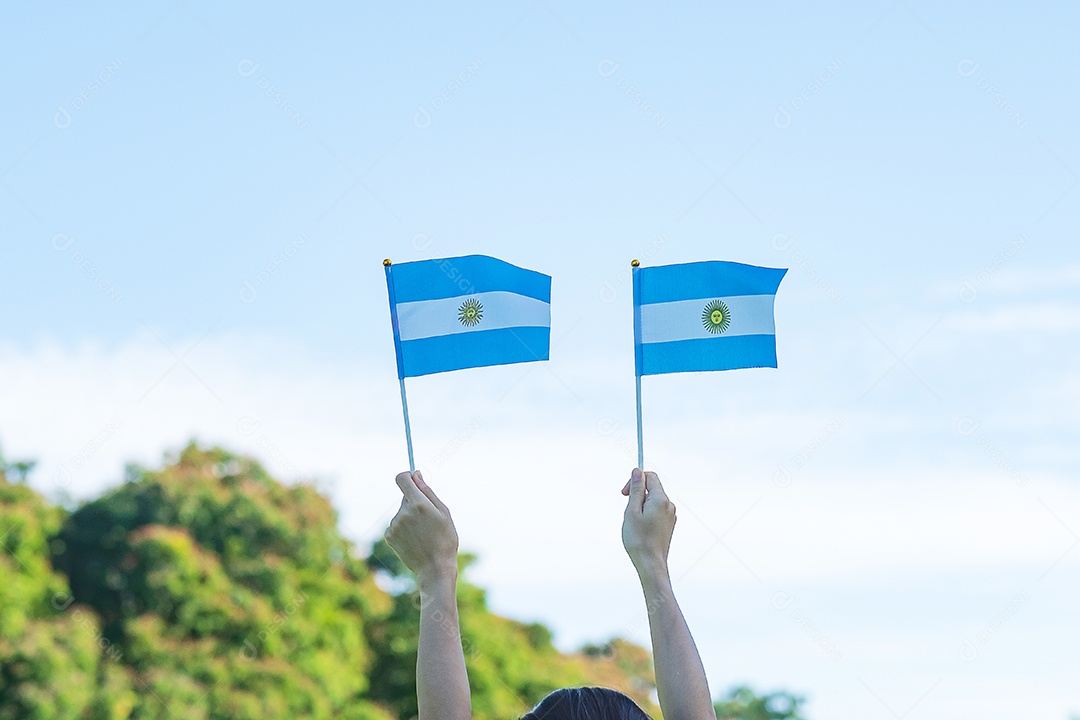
xmin=639 ymin=335 xmax=778 ymax=376
xmin=638 ymin=260 xmax=786 ymax=304
xmin=399 ymin=326 xmax=550 ymax=377
xmin=391 ymin=255 xmax=551 ymax=303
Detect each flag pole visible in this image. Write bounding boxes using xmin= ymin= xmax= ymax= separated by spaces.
xmin=635 ymin=374 xmax=644 ymax=470
xmin=631 ymin=259 xmax=644 ymax=470
xmin=385 ymin=259 xmax=416 ymax=472
xmin=398 ymin=377 xmax=416 ymax=472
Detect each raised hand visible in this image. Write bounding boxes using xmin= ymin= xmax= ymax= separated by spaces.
xmin=621 ymin=468 xmax=716 ymax=720
xmin=385 ymin=471 xmax=470 ymax=720
xmin=621 ymin=467 xmax=677 ymax=577
xmin=385 ymin=471 xmax=459 ymax=585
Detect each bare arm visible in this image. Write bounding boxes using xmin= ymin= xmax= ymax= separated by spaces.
xmin=385 ymin=471 xmax=471 ymax=720
xmin=622 ymin=469 xmax=716 ymax=720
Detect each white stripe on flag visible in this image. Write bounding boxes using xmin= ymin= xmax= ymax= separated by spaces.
xmin=639 ymin=294 xmax=776 ymax=344
xmin=396 ymin=290 xmax=550 ymax=341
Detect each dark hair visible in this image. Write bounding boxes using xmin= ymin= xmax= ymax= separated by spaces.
xmin=520 ymin=687 xmax=652 ymax=720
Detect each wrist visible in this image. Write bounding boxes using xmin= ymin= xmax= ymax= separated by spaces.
xmin=635 ymin=559 xmax=672 ymax=589
xmin=632 ymin=553 xmax=670 ymax=579
xmin=416 ymin=562 xmax=458 ymax=594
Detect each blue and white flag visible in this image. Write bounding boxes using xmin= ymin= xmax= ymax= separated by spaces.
xmin=385 ymin=255 xmax=551 ymax=378
xmin=633 ymin=260 xmax=786 ymax=376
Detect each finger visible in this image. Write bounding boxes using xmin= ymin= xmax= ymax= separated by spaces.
xmin=385 ymin=499 xmax=406 ymax=531
xmin=643 ymin=471 xmax=669 ymax=501
xmin=625 ymin=468 xmax=646 ymax=512
xmin=620 ymin=479 xmax=631 ymax=496
xmin=395 ymin=471 xmax=427 ymax=504
xmin=413 ymin=471 xmax=449 ymax=513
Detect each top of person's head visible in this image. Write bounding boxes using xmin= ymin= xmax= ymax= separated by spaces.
xmin=520 ymin=687 xmax=652 ymax=720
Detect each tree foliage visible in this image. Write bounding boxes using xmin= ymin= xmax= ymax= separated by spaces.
xmin=0 ymin=444 xmax=680 ymax=719
xmin=1 ymin=443 xmax=810 ymax=719
xmin=714 ymin=685 xmax=807 ymax=720
xmin=0 ymin=460 xmax=134 ymax=720
xmin=54 ymin=444 xmax=393 ymax=720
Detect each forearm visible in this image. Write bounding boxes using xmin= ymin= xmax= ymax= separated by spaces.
xmin=416 ymin=571 xmax=471 ymax=720
xmin=639 ymin=565 xmax=716 ymax=720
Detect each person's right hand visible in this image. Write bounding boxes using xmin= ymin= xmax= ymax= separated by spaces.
xmin=621 ymin=468 xmax=677 ymax=576
xmin=385 ymin=471 xmax=459 ymax=585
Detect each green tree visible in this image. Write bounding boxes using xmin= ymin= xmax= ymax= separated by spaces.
xmin=2 ymin=440 xmax=808 ymax=720
xmin=51 ymin=442 xmax=659 ymax=720
xmin=55 ymin=443 xmax=393 ymax=720
xmin=0 ymin=461 xmax=135 ymax=720
xmin=714 ymin=685 xmax=807 ymax=720
xmin=0 ymin=443 xmax=36 ymax=484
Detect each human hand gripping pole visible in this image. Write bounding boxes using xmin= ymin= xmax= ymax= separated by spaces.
xmin=622 ymin=468 xmax=717 ymax=720
xmin=384 ymin=471 xmax=471 ymax=720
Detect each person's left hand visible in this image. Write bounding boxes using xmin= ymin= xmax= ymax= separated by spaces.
xmin=385 ymin=471 xmax=459 ymax=584
xmin=620 ymin=468 xmax=677 ymax=578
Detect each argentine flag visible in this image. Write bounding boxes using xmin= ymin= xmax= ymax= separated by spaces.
xmin=633 ymin=260 xmax=786 ymax=376
xmin=385 ymin=255 xmax=551 ymax=378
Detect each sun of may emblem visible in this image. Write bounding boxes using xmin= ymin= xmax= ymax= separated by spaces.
xmin=701 ymin=299 xmax=731 ymax=334
xmin=458 ymin=298 xmax=484 ymax=326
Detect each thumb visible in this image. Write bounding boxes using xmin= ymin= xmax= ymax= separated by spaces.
xmin=625 ymin=468 xmax=646 ymax=511
xmin=413 ymin=471 xmax=448 ymax=513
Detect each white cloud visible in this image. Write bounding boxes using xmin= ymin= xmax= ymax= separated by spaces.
xmin=3 ymin=331 xmax=1076 ymax=580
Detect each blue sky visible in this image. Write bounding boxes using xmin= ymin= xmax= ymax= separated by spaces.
xmin=3 ymin=2 xmax=1079 ymax=718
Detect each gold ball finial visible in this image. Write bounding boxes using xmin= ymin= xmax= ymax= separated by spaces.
xmin=631 ymin=259 xmax=640 ymax=267
xmin=383 ymin=258 xmax=392 ymax=266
